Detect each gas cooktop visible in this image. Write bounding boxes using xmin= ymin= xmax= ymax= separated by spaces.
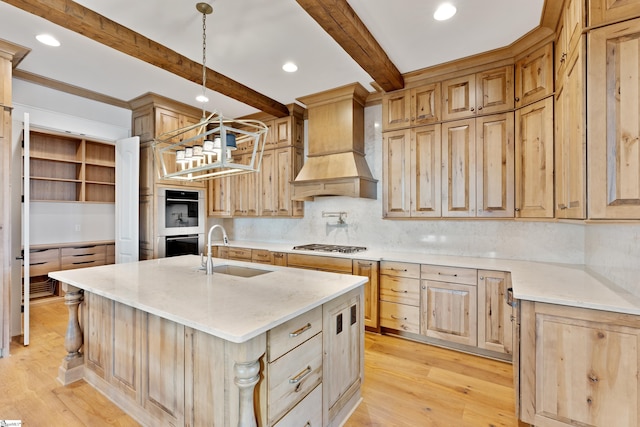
xmin=292 ymin=243 xmax=367 ymax=254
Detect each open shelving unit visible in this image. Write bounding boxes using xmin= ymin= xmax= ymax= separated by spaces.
xmin=27 ymin=131 xmax=116 ymax=203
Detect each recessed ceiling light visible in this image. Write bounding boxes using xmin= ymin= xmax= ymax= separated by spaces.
xmin=196 ymin=94 xmax=209 ymax=103
xmin=434 ymin=3 xmax=457 ymax=21
xmin=36 ymin=34 xmax=60 ymax=47
xmin=282 ymin=62 xmax=298 ymax=73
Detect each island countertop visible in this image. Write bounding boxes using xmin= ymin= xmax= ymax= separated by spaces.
xmin=49 ymin=255 xmax=367 ymax=343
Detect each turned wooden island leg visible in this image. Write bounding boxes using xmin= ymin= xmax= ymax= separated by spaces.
xmin=234 ymin=359 xmax=261 ymax=427
xmin=57 ymin=282 xmax=85 ymax=385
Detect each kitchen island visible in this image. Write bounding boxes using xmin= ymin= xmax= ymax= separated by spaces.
xmin=49 ymin=255 xmax=366 ymax=427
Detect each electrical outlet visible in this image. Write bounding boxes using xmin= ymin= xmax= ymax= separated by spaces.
xmin=74 ymin=224 xmax=81 ymax=232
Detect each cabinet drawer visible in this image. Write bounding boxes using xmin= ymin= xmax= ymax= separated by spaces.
xmin=380 ymin=261 xmax=420 ymax=279
xmin=421 ymin=264 xmax=477 ymax=285
xmin=251 ymin=249 xmax=272 ymax=264
xmin=273 ymin=384 xmax=322 ymax=427
xmin=380 ymin=301 xmax=420 ymax=334
xmin=226 ymin=247 xmax=252 ymax=261
xmin=26 ymin=248 xmax=60 ymax=277
xmin=61 ymin=245 xmax=107 ymax=270
xmin=268 ymin=306 xmax=322 ymax=362
xmin=268 ymin=333 xmax=323 ymax=425
xmin=380 ymin=275 xmax=420 ymax=306
xmin=287 ymin=253 xmax=352 ymax=273
xmin=272 ymin=252 xmax=287 ymax=266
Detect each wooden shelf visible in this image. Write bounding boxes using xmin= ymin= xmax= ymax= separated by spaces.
xmin=25 ymin=131 xmax=116 ymax=203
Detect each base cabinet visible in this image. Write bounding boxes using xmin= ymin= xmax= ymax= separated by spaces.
xmin=519 ymin=301 xmax=640 ymax=427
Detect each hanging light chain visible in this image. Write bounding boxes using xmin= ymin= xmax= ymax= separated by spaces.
xmin=201 ymin=8 xmax=208 ymax=118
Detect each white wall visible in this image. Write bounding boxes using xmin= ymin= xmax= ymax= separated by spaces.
xmin=221 ymin=104 xmax=586 ymax=265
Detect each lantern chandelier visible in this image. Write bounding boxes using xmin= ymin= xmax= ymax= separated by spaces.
xmin=152 ymin=2 xmax=268 ymax=182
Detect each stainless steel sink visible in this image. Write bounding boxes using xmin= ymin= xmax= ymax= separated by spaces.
xmin=210 ymin=264 xmax=271 ymax=278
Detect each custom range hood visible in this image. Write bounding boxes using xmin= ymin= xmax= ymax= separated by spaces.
xmin=292 ymin=83 xmax=377 ymax=201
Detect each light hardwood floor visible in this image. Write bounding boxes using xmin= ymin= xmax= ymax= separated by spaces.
xmin=0 ymin=299 xmax=518 ymax=426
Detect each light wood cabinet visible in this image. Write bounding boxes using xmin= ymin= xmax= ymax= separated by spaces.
xmin=382 ymin=83 xmax=441 ymax=131
xmin=442 ymin=113 xmax=514 ymax=218
xmin=555 ymin=38 xmax=586 ymax=219
xmin=209 ymin=109 xmax=304 ymax=219
xmin=383 ymin=126 xmax=443 ymax=218
xmin=588 ymin=18 xmax=640 ymax=219
xmin=555 ymin=0 xmax=584 ymax=83
xmin=477 ymin=270 xmax=513 ymax=356
xmin=588 ymin=0 xmax=640 ymax=27
xmin=352 ymin=259 xmax=379 ymax=330
xmin=515 ymin=96 xmax=554 ymax=218
xmin=519 ymin=301 xmax=640 ymax=427
xmin=442 ymin=119 xmax=476 ymax=217
xmin=514 ymin=43 xmax=553 ymax=108
xmin=379 ymin=261 xmax=420 ymax=334
xmin=27 ymin=131 xmax=116 ymax=203
xmin=420 ymin=265 xmax=478 ymax=347
xmin=286 ymin=253 xmax=353 ymax=273
xmin=131 ymin=94 xmax=206 ymax=260
xmin=442 ymin=66 xmax=513 ymax=121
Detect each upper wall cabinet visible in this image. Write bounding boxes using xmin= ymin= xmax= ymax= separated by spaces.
xmin=514 ymin=43 xmax=554 ymax=109
xmin=515 ymin=97 xmax=554 ymax=218
xmin=588 ymin=0 xmax=640 ymax=27
xmin=442 ymin=66 xmax=514 ymax=121
xmin=588 ymin=18 xmax=640 ymax=219
xmin=382 ymin=83 xmax=441 ymax=131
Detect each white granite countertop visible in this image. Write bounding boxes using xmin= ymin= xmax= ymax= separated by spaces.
xmin=49 ymin=255 xmax=367 ymax=343
xmin=223 ymin=241 xmax=640 ymax=316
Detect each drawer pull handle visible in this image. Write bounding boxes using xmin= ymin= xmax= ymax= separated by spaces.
xmin=304 ymin=423 xmax=311 ymax=427
xmin=390 ymin=314 xmax=407 ymax=320
xmin=72 ymin=253 xmax=95 ymax=257
xmin=289 ymin=366 xmax=312 ymax=384
xmin=72 ymin=260 xmax=95 ymax=265
xmin=289 ymin=323 xmax=312 ymax=338
xmin=390 ymin=268 xmax=408 ymax=272
xmin=390 ymin=289 xmax=408 ymax=293
xmin=29 ymin=261 xmax=47 ymax=266
xmin=437 ymin=272 xmax=458 ymax=277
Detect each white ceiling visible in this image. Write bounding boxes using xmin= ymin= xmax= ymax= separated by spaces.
xmin=0 ymin=0 xmax=545 ymax=118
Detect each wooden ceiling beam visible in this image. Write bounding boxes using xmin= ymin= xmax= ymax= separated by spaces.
xmin=3 ymin=0 xmax=290 ymax=117
xmin=296 ymin=0 xmax=404 ymax=92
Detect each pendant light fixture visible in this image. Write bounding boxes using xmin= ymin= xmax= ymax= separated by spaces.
xmin=152 ymin=2 xmax=268 ymax=182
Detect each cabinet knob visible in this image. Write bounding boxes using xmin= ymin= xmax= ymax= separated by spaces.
xmin=470 ymin=107 xmax=475 ymax=112
xmin=479 ymin=276 xmax=484 ymax=280
xmin=514 ymin=207 xmax=520 ymax=212
xmin=477 ymin=106 xmax=482 ymax=110
xmin=515 ymin=97 xmax=520 ymax=102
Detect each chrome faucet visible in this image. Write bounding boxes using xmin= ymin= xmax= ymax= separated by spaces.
xmin=203 ymin=224 xmax=229 ymax=274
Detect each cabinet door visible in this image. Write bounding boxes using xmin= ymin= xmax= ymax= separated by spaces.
xmin=353 ymin=260 xmax=379 ymax=330
xmin=588 ymin=19 xmax=640 ymax=219
xmin=142 ymin=313 xmax=185 ymax=426
xmin=207 ymin=176 xmax=232 ymax=218
xmin=476 ymin=113 xmax=514 ymax=217
xmin=420 ymin=280 xmax=477 ymax=346
xmin=555 ymin=41 xmax=586 ymax=219
xmin=515 ymin=43 xmax=553 ymax=108
xmin=410 ymin=83 xmax=441 ymax=126
xmin=323 ymin=291 xmax=362 ymax=421
xmin=411 ymin=125 xmax=442 ymax=217
xmin=442 ymin=119 xmax=476 ymax=217
xmin=383 ymin=129 xmax=411 ymax=217
xmin=477 ymin=271 xmax=512 ymax=356
xmin=589 ymin=0 xmax=640 ymax=27
xmin=111 ymin=301 xmax=142 ymax=399
xmin=382 ymin=90 xmax=411 ymax=131
xmin=515 ymin=97 xmax=554 ymax=218
xmin=442 ymin=74 xmax=476 ymax=121
xmin=475 ymin=66 xmax=514 ymax=115
xmin=520 ymin=302 xmax=640 ymax=427
xmin=139 ymin=194 xmax=155 ymax=260
xmin=260 ymin=149 xmax=276 ymax=216
xmin=275 ymin=147 xmax=294 ymax=217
